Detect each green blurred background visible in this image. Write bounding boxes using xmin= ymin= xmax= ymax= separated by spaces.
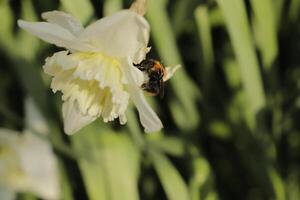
xmin=1 ymin=0 xmax=300 ymax=199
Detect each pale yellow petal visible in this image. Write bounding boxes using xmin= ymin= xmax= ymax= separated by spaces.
xmin=43 ymin=51 xmax=78 ymax=76
xmin=79 ymin=10 xmax=150 ymax=60
xmin=18 ymin=131 xmax=60 ymax=199
xmin=42 ymin=10 xmax=84 ymax=36
xmin=24 ymin=97 xmax=49 ymax=135
xmin=18 ymin=20 xmax=95 ymax=52
xmin=62 ymin=100 xmax=97 ymax=135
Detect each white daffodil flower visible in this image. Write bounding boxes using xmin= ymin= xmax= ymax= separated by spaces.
xmin=0 ymin=129 xmax=60 ymax=200
xmin=0 ymin=98 xmax=60 ymax=200
xmin=18 ymin=8 xmax=179 ymax=135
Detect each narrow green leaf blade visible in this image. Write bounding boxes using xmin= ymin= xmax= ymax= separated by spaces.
xmin=0 ymin=0 xmax=16 ymax=54
xmin=288 ymin=0 xmax=300 ymax=24
xmin=60 ymin=0 xmax=94 ymax=23
xmin=251 ymin=0 xmax=278 ymax=71
xmin=17 ymin=0 xmax=39 ymax=60
xmin=103 ymin=0 xmax=123 ymax=16
xmin=147 ymin=135 xmax=185 ymax=157
xmin=72 ymin=124 xmax=140 ymax=200
xmin=151 ymin=151 xmax=190 ymax=200
xmin=194 ymin=5 xmax=215 ymax=86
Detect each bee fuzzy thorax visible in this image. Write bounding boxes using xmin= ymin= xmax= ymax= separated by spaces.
xmin=153 ymin=61 xmax=167 ymax=78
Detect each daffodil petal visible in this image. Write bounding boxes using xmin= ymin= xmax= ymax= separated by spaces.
xmin=134 ymin=46 xmax=151 ymax=65
xmin=42 ymin=10 xmax=84 ymax=36
xmin=62 ymin=100 xmax=96 ymax=135
xmin=79 ymin=10 xmax=150 ymax=61
xmin=130 ymin=88 xmax=163 ymax=133
xmin=18 ymin=131 xmax=60 ymax=200
xmin=0 ymin=129 xmax=20 ymax=151
xmin=25 ymin=97 xmax=49 ymax=135
xmin=0 ymin=129 xmax=60 ymax=199
xmin=163 ymin=65 xmax=181 ymax=82
xmin=17 ymin=20 xmax=94 ymax=52
xmin=43 ymin=51 xmax=77 ymax=76
xmin=122 ymin=59 xmax=163 ymax=133
xmin=119 ymin=114 xmax=127 ymax=125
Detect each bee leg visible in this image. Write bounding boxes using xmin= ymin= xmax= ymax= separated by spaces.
xmin=133 ymin=62 xmax=146 ymax=71
xmin=153 ymin=84 xmax=161 ymax=97
xmin=133 ymin=62 xmax=140 ymax=67
xmin=159 ymin=79 xmax=164 ymax=98
xmin=133 ymin=59 xmax=155 ymax=72
xmin=142 ymin=83 xmax=160 ymax=96
xmin=133 ymin=60 xmax=149 ymax=70
xmin=141 ymin=83 xmax=150 ymax=91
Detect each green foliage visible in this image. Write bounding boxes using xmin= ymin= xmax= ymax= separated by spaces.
xmin=72 ymin=125 xmax=140 ymax=200
xmin=150 ymin=150 xmax=190 ymax=200
xmin=60 ymin=0 xmax=94 ymax=23
xmin=217 ymin=0 xmax=266 ymax=129
xmin=1 ymin=0 xmax=300 ymax=199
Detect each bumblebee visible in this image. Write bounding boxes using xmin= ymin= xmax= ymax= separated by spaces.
xmin=133 ymin=59 xmax=166 ymax=98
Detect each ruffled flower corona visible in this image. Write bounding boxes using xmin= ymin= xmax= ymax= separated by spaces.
xmin=18 ymin=6 xmax=179 ymax=135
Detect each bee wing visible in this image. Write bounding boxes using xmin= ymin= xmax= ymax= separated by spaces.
xmin=163 ymin=64 xmax=181 ymax=82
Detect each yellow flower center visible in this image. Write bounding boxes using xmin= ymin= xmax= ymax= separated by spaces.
xmin=44 ymin=51 xmax=129 ymax=123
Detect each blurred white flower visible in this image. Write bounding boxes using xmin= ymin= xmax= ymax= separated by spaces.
xmin=0 ymin=98 xmax=60 ymax=200
xmin=17 ymin=8 xmax=179 ymax=135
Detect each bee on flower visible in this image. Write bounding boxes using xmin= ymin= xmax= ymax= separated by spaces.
xmin=18 ymin=0 xmax=179 ymax=135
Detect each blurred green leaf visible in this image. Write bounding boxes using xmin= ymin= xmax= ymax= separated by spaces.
xmin=10 ymin=59 xmax=48 ymax=115
xmin=60 ymin=0 xmax=94 ymax=23
xmin=205 ymin=192 xmax=218 ymax=200
xmin=275 ymin=0 xmax=284 ymax=28
xmin=268 ymin=167 xmax=285 ymax=200
xmin=104 ymin=0 xmax=122 ymax=16
xmin=189 ymin=157 xmax=211 ymax=200
xmin=150 ymin=150 xmax=190 ymax=200
xmin=72 ymin=124 xmax=140 ymax=200
xmin=251 ymin=0 xmax=278 ymax=71
xmin=126 ymin=107 xmax=146 ymax=150
xmin=0 ymin=0 xmax=16 ymax=53
xmin=18 ymin=193 xmax=36 ymax=200
xmin=17 ymin=0 xmax=39 ymax=60
xmin=223 ymin=58 xmax=241 ymax=89
xmin=0 ymin=0 xmax=39 ymax=60
xmin=209 ymin=7 xmax=225 ymax=27
xmin=171 ymin=0 xmax=194 ymax=34
xmin=208 ymin=120 xmax=231 ymax=139
xmin=288 ymin=0 xmax=300 ymax=24
xmin=195 ymin=5 xmax=215 ymax=86
xmin=147 ymin=135 xmax=185 ymax=157
xmin=59 ymin=164 xmax=73 ymax=200
xmin=217 ymin=0 xmax=266 ymax=129
xmin=286 ymin=171 xmax=300 ymax=200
